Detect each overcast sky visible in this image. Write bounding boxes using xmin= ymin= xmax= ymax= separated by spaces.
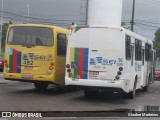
xmin=0 ymin=0 xmax=160 ymax=40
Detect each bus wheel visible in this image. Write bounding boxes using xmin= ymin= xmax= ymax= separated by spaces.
xmin=84 ymin=89 xmax=96 ymax=98
xmin=143 ymin=75 xmax=150 ymax=92
xmin=34 ymin=82 xmax=48 ymax=90
xmin=128 ymin=79 xmax=137 ymax=99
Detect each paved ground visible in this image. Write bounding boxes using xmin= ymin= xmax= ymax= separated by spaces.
xmin=0 ymin=73 xmax=160 ymax=120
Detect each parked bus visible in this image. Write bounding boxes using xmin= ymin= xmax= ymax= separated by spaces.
xmin=3 ymin=24 xmax=69 ymax=89
xmin=65 ymin=25 xmax=155 ymax=99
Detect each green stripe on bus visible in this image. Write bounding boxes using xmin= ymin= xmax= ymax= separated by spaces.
xmin=9 ymin=54 xmax=13 ymax=73
xmin=74 ymin=48 xmax=79 ymax=78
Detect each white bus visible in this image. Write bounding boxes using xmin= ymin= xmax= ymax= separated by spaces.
xmin=65 ymin=25 xmax=155 ymax=99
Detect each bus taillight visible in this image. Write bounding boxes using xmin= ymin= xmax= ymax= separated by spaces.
xmin=5 ymin=64 xmax=8 ymax=68
xmin=49 ymin=63 xmax=54 ymax=70
xmin=49 ymin=66 xmax=54 ymax=70
xmin=67 ymin=68 xmax=71 ymax=73
xmin=50 ymin=62 xmax=54 ymax=66
xmin=4 ymin=59 xmax=9 ymax=68
xmin=115 ymin=67 xmax=123 ymax=80
xmin=4 ymin=59 xmax=7 ymax=63
xmin=117 ymin=71 xmax=122 ymax=75
xmin=66 ymin=64 xmax=70 ymax=68
xmin=47 ymin=62 xmax=54 ymax=74
xmin=119 ymin=67 xmax=123 ymax=71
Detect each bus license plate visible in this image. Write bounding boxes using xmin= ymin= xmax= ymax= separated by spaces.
xmin=89 ymin=71 xmax=99 ymax=75
xmin=22 ymin=74 xmax=33 ymax=79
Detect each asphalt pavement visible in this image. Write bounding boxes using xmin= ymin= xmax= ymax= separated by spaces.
xmin=1 ymin=72 xmax=160 ymax=120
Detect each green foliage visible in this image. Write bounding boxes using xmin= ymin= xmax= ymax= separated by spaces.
xmin=1 ymin=23 xmax=10 ymax=56
xmin=154 ymin=28 xmax=160 ymax=57
xmin=121 ymin=21 xmax=129 ymax=29
xmin=154 ymin=41 xmax=160 ymax=57
xmin=155 ymin=28 xmax=160 ymax=41
xmin=121 ymin=21 xmax=126 ymax=27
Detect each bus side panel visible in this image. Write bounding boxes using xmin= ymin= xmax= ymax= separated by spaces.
xmin=54 ymin=29 xmax=69 ymax=85
xmin=54 ymin=56 xmax=66 ymax=85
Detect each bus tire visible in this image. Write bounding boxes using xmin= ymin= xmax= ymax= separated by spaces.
xmin=143 ymin=75 xmax=150 ymax=92
xmin=128 ymin=79 xmax=137 ymax=99
xmin=34 ymin=82 xmax=48 ymax=90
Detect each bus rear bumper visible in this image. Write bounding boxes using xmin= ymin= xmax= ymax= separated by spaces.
xmin=3 ymin=72 xmax=55 ymax=83
xmin=65 ymin=76 xmax=130 ymax=93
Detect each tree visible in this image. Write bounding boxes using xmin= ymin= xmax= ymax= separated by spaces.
xmin=121 ymin=21 xmax=126 ymax=27
xmin=154 ymin=28 xmax=160 ymax=57
xmin=1 ymin=22 xmax=10 ymax=55
xmin=121 ymin=21 xmax=130 ymax=29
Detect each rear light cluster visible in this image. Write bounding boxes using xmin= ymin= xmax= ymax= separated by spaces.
xmin=49 ymin=62 xmax=54 ymax=70
xmin=115 ymin=67 xmax=123 ymax=80
xmin=4 ymin=59 xmax=9 ymax=71
xmin=66 ymin=64 xmax=72 ymax=77
xmin=48 ymin=62 xmax=54 ymax=75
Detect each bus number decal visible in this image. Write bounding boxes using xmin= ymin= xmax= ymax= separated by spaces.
xmin=23 ymin=60 xmax=33 ymax=65
xmin=23 ymin=53 xmax=46 ymax=61
xmin=89 ymin=57 xmax=124 ymax=66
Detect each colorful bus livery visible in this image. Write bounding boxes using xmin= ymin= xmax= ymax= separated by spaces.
xmin=6 ymin=48 xmax=52 ymax=73
xmin=69 ymin=47 xmax=89 ymax=79
xmin=6 ymin=48 xmax=22 ymax=73
xmin=68 ymin=47 xmax=125 ymax=80
xmin=4 ymin=24 xmax=69 ymax=89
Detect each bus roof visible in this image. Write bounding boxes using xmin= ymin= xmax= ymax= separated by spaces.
xmin=73 ymin=25 xmax=153 ymax=45
xmin=8 ymin=23 xmax=69 ymax=32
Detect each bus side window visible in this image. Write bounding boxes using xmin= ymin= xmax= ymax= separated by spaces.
xmin=145 ymin=44 xmax=151 ymax=61
xmin=138 ymin=41 xmax=142 ymax=61
xmin=131 ymin=45 xmax=134 ymax=66
xmin=142 ymin=49 xmax=145 ymax=65
xmin=135 ymin=39 xmax=138 ymax=61
xmin=57 ymin=33 xmax=67 ymax=56
xmin=125 ymin=35 xmax=131 ymax=60
xmin=135 ymin=39 xmax=142 ymax=61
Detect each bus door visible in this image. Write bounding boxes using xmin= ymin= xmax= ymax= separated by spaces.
xmin=134 ymin=39 xmax=143 ymax=88
xmin=130 ymin=37 xmax=135 ymax=87
xmin=141 ymin=46 xmax=145 ymax=86
xmin=150 ymin=50 xmax=156 ymax=83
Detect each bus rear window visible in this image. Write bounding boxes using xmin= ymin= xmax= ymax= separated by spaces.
xmin=8 ymin=26 xmax=54 ymax=46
